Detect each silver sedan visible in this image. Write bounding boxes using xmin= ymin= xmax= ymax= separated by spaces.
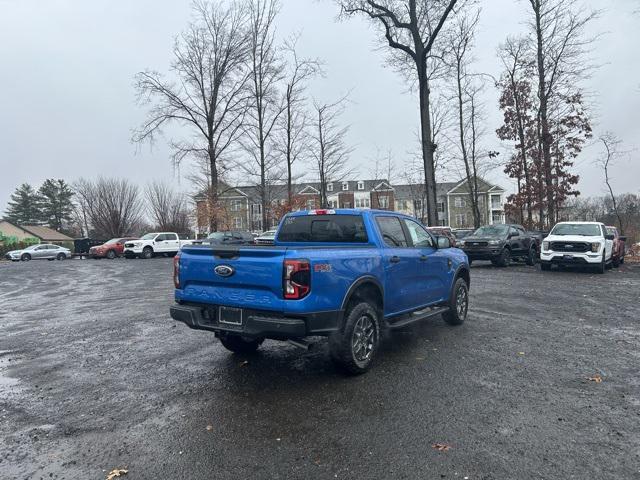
xmin=5 ymin=244 xmax=72 ymax=262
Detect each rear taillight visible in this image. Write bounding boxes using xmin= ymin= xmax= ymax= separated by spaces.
xmin=173 ymin=253 xmax=181 ymax=288
xmin=283 ymin=259 xmax=310 ymax=299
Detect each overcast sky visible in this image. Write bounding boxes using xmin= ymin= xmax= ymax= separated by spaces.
xmin=1 ymin=0 xmax=639 ymax=212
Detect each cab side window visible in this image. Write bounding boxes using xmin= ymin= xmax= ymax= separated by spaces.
xmin=376 ymin=216 xmax=409 ymax=247
xmin=403 ymin=219 xmax=435 ymax=248
xmin=166 ymin=234 xmax=178 ymax=241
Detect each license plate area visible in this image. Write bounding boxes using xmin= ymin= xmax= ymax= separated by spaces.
xmin=219 ymin=306 xmax=243 ymax=325
xmin=563 ymin=255 xmax=574 ymax=261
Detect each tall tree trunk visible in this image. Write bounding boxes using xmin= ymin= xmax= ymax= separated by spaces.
xmin=208 ymin=142 xmax=219 ymax=233
xmin=533 ymin=1 xmax=554 ymax=227
xmin=418 ymin=70 xmax=438 ymax=227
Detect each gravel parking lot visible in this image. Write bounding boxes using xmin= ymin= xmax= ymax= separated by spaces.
xmin=1 ymin=257 xmax=639 ymax=479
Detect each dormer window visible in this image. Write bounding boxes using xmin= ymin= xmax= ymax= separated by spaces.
xmin=327 ymin=183 xmax=333 ymax=192
xmin=357 ymin=181 xmax=365 ymax=190
xmin=342 ymin=182 xmax=349 ymax=191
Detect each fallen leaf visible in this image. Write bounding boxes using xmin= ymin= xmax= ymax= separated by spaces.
xmin=432 ymin=443 xmax=451 ymax=452
xmin=518 ymin=352 xmax=525 ymax=356
xmin=239 ymin=360 xmax=249 ymax=367
xmin=206 ymin=425 xmax=213 ymax=431
xmin=587 ymin=375 xmax=603 ymax=383
xmin=106 ymin=469 xmax=128 ymax=480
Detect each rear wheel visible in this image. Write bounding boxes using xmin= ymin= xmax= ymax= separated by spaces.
xmin=443 ymin=277 xmax=469 ymax=326
xmin=21 ymin=253 xmax=31 ymax=262
xmin=219 ymin=335 xmax=263 ymax=354
xmin=106 ymin=249 xmax=116 ymax=260
xmin=330 ymin=301 xmax=380 ymax=375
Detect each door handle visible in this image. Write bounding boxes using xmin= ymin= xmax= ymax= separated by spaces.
xmin=420 ymin=255 xmax=428 ymax=261
xmin=390 ymin=256 xmax=401 ymax=264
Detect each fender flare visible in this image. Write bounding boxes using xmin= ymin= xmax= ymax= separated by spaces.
xmin=340 ymin=275 xmax=384 ymax=312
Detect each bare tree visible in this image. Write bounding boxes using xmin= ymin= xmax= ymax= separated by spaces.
xmin=241 ymin=0 xmax=286 ymax=232
xmin=133 ymin=0 xmax=249 ymax=231
xmin=598 ymin=133 xmax=626 ymax=234
xmin=145 ymin=181 xmax=192 ymax=233
xmin=527 ymin=0 xmax=599 ymax=225
xmin=277 ymin=34 xmax=322 ymax=206
xmin=312 ymin=97 xmax=354 ymax=208
xmin=340 ymin=0 xmax=462 ymax=226
xmin=73 ymin=178 xmax=145 ymax=239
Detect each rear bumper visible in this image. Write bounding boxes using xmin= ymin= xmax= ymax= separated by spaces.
xmin=170 ymin=302 xmax=342 ymax=339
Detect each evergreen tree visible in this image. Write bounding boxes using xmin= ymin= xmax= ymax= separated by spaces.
xmin=4 ymin=183 xmax=42 ymax=225
xmin=38 ymin=179 xmax=75 ymax=231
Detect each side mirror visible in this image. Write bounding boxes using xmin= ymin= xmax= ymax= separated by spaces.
xmin=509 ymin=232 xmax=519 ymax=238
xmin=437 ymin=236 xmax=451 ymax=249
xmin=605 ymin=234 xmax=615 ymax=241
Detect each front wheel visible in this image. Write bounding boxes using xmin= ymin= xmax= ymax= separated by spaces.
xmin=219 ymin=335 xmax=263 ymax=354
xmin=595 ymin=254 xmax=606 ymax=274
xmin=443 ymin=277 xmax=469 ymax=326
xmin=496 ymin=248 xmax=511 ymax=267
xmin=21 ymin=253 xmax=31 ymax=262
xmin=141 ymin=247 xmax=153 ymax=260
xmin=106 ymin=250 xmax=116 ymax=260
xmin=525 ymin=247 xmax=536 ymax=266
xmin=330 ymin=302 xmax=380 ymax=375
xmin=57 ymin=253 xmax=66 ymax=260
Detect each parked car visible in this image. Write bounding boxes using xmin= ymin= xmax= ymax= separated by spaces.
xmin=124 ymin=232 xmax=195 ymax=259
xmin=427 ymin=226 xmax=457 ymax=247
xmin=170 ymin=208 xmax=470 ymax=375
xmin=5 ymin=244 xmax=71 ymax=262
xmin=205 ymin=231 xmax=255 ymax=246
xmin=606 ymin=226 xmax=626 ymax=267
xmin=540 ymin=222 xmax=613 ymax=273
xmin=254 ymin=229 xmax=277 ymax=245
xmin=452 ymin=228 xmax=474 ymax=241
xmin=89 ymin=237 xmax=137 ymax=259
xmin=459 ymin=224 xmax=538 ymax=267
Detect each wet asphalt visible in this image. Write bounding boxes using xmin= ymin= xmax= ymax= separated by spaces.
xmin=0 ymin=256 xmax=639 ymax=480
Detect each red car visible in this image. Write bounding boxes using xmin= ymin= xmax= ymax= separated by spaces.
xmin=89 ymin=237 xmax=138 ymax=259
xmin=606 ymin=226 xmax=626 ymax=267
xmin=427 ymin=226 xmax=457 ymax=248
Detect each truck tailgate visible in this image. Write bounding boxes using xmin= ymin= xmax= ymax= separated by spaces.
xmin=178 ymin=245 xmax=286 ymax=312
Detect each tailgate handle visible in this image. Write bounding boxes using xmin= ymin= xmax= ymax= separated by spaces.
xmin=212 ymin=249 xmax=239 ymax=259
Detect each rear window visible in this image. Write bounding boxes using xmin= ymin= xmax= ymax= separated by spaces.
xmin=278 ymin=214 xmax=368 ymax=243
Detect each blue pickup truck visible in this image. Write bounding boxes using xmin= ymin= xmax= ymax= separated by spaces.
xmin=170 ymin=209 xmax=470 ymax=374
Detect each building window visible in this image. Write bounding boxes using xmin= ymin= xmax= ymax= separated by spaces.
xmin=357 ymin=181 xmax=365 ymax=191
xmin=306 ymin=199 xmax=315 ymax=210
xmin=343 ymin=201 xmax=351 ymax=208
xmin=329 ymin=200 xmax=338 ymax=208
xmin=436 ymin=201 xmax=445 ymax=213
xmin=491 ymin=194 xmax=501 ymax=209
xmin=455 ymin=213 xmax=467 ymax=226
xmin=230 ymin=199 xmax=243 ymax=211
xmin=379 ymin=196 xmax=389 ymax=209
xmin=439 ymin=219 xmax=446 ymax=226
xmin=251 ymin=204 xmax=261 ymax=218
xmin=454 ymin=197 xmax=466 ymax=208
xmin=492 ymin=211 xmax=503 ymax=223
xmin=365 ymin=198 xmax=370 ymax=208
xmin=342 ymin=182 xmax=349 ymax=191
xmin=327 ymin=183 xmax=333 ymax=192
xmin=233 ymin=217 xmax=242 ymax=228
xmin=414 ymin=199 xmax=423 ymax=211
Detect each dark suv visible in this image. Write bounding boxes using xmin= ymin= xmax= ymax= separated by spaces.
xmin=460 ymin=224 xmax=538 ymax=267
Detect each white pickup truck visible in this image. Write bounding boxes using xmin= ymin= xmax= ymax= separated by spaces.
xmin=540 ymin=221 xmax=614 ymax=273
xmin=123 ymin=232 xmax=195 ymax=259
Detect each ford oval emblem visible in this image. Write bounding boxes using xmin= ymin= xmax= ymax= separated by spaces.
xmin=214 ymin=265 xmax=235 ymax=277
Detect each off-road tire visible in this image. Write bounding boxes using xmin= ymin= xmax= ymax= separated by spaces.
xmin=443 ymin=277 xmax=469 ymax=326
xmin=219 ymin=335 xmax=263 ymax=354
xmin=330 ymin=301 xmax=380 ymax=375
xmin=496 ymin=248 xmax=511 ymax=267
xmin=525 ymin=247 xmax=536 ymax=266
xmin=106 ymin=250 xmax=116 ymax=260
xmin=21 ymin=253 xmax=31 ymax=261
xmin=141 ymin=247 xmax=153 ymax=260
